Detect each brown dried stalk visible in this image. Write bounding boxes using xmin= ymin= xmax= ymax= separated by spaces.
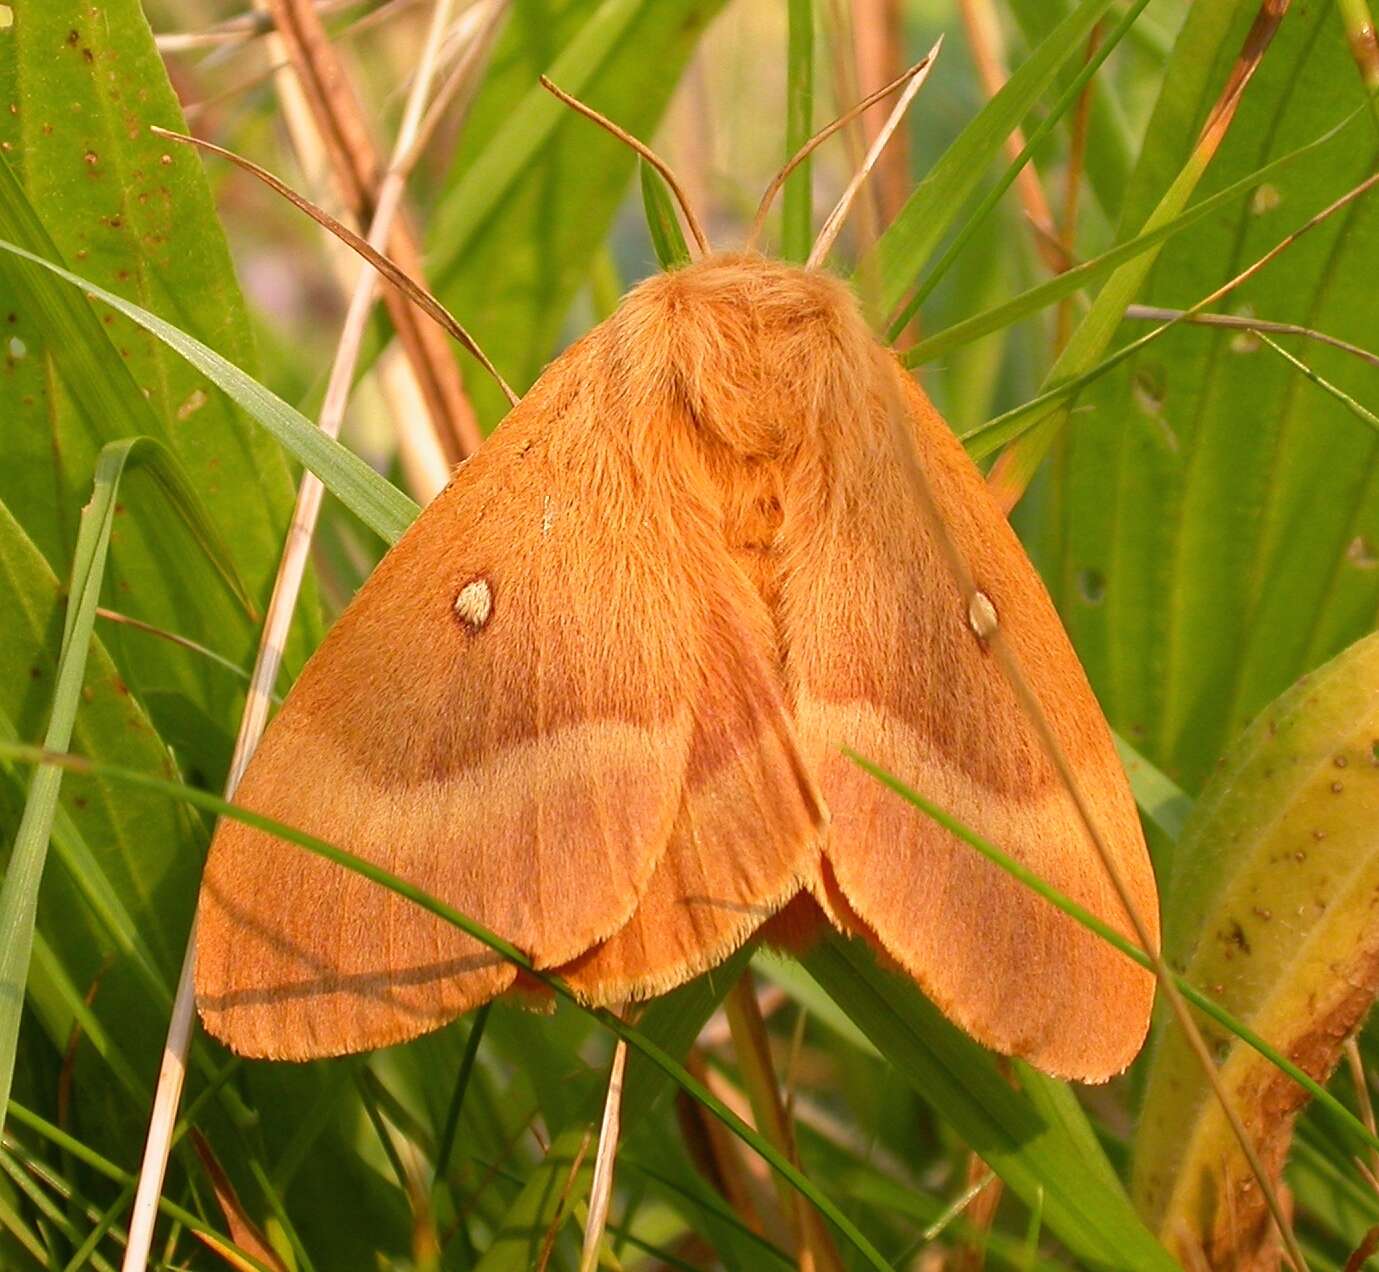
xmin=265 ymin=0 xmax=482 ymax=461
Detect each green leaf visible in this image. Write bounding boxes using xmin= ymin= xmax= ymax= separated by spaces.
xmin=782 ymin=0 xmax=814 ymax=263
xmin=863 ymin=0 xmax=1116 ymax=319
xmin=804 ymin=937 xmax=1176 ymax=1272
xmin=0 ymin=1 xmax=317 ymax=756
xmin=638 ymin=159 xmax=691 ymax=270
xmin=1042 ymin=0 xmax=1379 ymax=793
xmin=904 ymin=109 xmax=1363 ymax=369
xmin=1135 ymin=631 xmax=1379 ymax=1260
xmin=0 ymin=237 xmax=419 ymax=546
xmin=428 ymin=0 xmax=728 ymax=430
xmin=0 ymin=437 xmax=215 ymax=1139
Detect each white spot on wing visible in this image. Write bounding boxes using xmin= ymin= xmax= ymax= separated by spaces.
xmin=967 ymin=591 xmax=998 ymax=640
xmin=454 ymin=578 xmax=493 ymax=630
xmin=542 ymin=495 xmax=554 ymax=536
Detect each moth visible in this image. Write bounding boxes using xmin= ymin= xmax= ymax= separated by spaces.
xmin=195 ymin=250 xmax=1159 ymax=1082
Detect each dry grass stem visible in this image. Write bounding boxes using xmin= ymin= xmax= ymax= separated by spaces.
xmin=725 ymin=973 xmax=845 ymax=1272
xmin=749 ymin=54 xmax=936 ymax=250
xmin=807 ymin=37 xmax=942 ymax=269
xmin=1121 ymin=305 xmax=1379 ymax=369
xmin=264 ymin=0 xmax=482 ymax=461
xmin=536 ymin=1130 xmax=592 ymax=1272
xmin=850 ymin=0 xmax=911 ymax=226
xmin=121 ymin=7 xmax=466 ymax=1268
xmin=579 ymin=1038 xmax=628 ymax=1272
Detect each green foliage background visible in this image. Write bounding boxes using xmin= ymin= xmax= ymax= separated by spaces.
xmin=1 ymin=1 xmax=1378 ymax=1268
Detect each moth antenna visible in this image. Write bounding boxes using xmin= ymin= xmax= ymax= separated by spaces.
xmin=151 ymin=126 xmax=521 ymax=408
xmin=580 ymin=1034 xmax=628 ymax=1272
xmin=806 ymin=36 xmax=943 ymax=269
xmin=746 ymin=46 xmax=939 ymax=253
xmin=538 ymin=75 xmax=711 ymax=260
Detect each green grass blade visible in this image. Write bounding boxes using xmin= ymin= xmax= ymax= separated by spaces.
xmin=888 ymin=0 xmax=1154 ymax=339
xmin=639 ymin=160 xmax=691 ymax=270
xmin=0 ymin=452 xmax=128 ymax=1140
xmin=0 ymin=433 xmax=257 ymax=1142
xmin=1114 ymin=733 xmax=1193 ymax=843
xmin=5 ymin=1102 xmax=277 ymax=1272
xmin=0 ymin=238 xmax=419 ymax=546
xmin=0 ymin=746 xmax=892 ymax=1272
xmin=1255 ymin=330 xmax=1379 ymax=433
xmin=803 ymin=938 xmax=1174 ymax=1272
xmin=1006 ymin=0 xmax=1135 ymax=218
xmin=903 ymin=110 xmax=1362 ymax=368
xmin=782 ymin=0 xmax=814 ymax=262
xmin=843 ymin=750 xmax=1379 ymax=1159
xmin=862 ymin=0 xmax=1115 ymax=319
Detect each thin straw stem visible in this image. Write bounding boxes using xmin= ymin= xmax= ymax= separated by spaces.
xmin=578 ymin=1038 xmax=628 ymax=1272
xmin=748 ymin=52 xmax=936 ymax=251
xmin=807 ymin=37 xmax=942 ymax=269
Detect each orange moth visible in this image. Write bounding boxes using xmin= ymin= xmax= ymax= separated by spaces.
xmin=195 ymin=243 xmax=1158 ymax=1081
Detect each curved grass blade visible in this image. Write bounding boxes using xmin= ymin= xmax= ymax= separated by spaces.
xmin=886 ymin=0 xmax=1154 ymax=340
xmin=0 ymin=434 xmax=242 ymax=1140
xmin=903 ymin=110 xmax=1363 ymax=369
xmin=0 ymin=745 xmax=893 ymax=1272
xmin=0 ymin=238 xmax=418 ymax=547
xmin=843 ymin=750 xmax=1379 ymax=1160
xmin=862 ymin=0 xmax=1115 ymax=320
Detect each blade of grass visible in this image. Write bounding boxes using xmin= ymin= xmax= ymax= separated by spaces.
xmin=1114 ymin=733 xmax=1193 ymax=843
xmin=894 ymin=0 xmax=1152 ymax=335
xmin=4 ymin=1106 xmax=277 ymax=1272
xmin=0 ymin=237 xmax=418 ymax=546
xmin=0 ymin=435 xmax=253 ymax=1143
xmin=902 ymin=109 xmax=1364 ymax=368
xmin=782 ymin=0 xmax=814 ymax=262
xmin=639 ymin=160 xmax=692 ymax=269
xmin=862 ymin=0 xmax=1116 ymax=319
xmin=1254 ymin=330 xmax=1379 ymax=433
